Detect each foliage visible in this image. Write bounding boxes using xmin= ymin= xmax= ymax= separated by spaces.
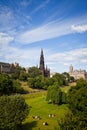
xmin=19 ymin=71 xmax=28 ymax=81
xmin=62 ymin=72 xmax=75 ymax=82
xmin=12 ymin=79 xmax=24 ymax=93
xmin=46 ymin=84 xmax=67 ymax=105
xmin=62 ymin=72 xmax=70 ymax=80
xmin=43 ymin=77 xmax=55 ymax=89
xmin=0 ymin=74 xmax=23 ymax=95
xmin=52 ymin=73 xmax=68 ymax=86
xmin=28 ymin=67 xmax=42 ymax=78
xmin=64 ymin=78 xmax=87 ymax=129
xmin=0 ymin=95 xmax=29 ymax=130
xmin=59 ymin=112 xmax=83 ymax=130
xmin=28 ymin=72 xmax=69 ymax=90
xmin=28 ymin=76 xmax=54 ymax=89
xmin=11 ymin=66 xmax=28 ymax=81
xmin=28 ymin=75 xmax=44 ymax=89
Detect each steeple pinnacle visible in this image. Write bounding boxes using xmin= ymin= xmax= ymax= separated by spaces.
xmin=41 ymin=48 xmax=43 ymax=56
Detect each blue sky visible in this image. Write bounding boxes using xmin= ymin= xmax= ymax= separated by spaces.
xmin=0 ymin=0 xmax=87 ymax=73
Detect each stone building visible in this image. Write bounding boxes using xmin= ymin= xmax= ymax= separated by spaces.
xmin=0 ymin=62 xmax=19 ymax=74
xmin=39 ymin=49 xmax=50 ymax=77
xmin=69 ymin=64 xmax=87 ymax=80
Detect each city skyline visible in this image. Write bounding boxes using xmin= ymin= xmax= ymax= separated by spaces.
xmin=0 ymin=0 xmax=87 ymax=73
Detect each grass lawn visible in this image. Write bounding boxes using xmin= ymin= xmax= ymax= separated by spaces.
xmin=22 ymin=92 xmax=70 ymax=130
xmin=20 ymin=81 xmax=75 ymax=130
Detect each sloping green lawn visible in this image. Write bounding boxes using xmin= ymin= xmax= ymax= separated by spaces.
xmin=22 ymin=92 xmax=70 ymax=130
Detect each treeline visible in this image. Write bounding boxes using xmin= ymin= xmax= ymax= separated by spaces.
xmin=28 ymin=67 xmax=74 ymax=89
xmin=10 ymin=66 xmax=74 ymax=90
xmin=0 ymin=66 xmax=74 ymax=93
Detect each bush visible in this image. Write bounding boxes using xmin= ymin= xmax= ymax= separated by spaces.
xmin=0 ymin=95 xmax=29 ymax=130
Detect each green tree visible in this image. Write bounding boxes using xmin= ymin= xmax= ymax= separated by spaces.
xmin=19 ymin=71 xmax=28 ymax=81
xmin=0 ymin=95 xmax=29 ymax=130
xmin=28 ymin=78 xmax=36 ymax=88
xmin=43 ymin=77 xmax=55 ymax=90
xmin=0 ymin=74 xmax=24 ymax=95
xmin=28 ymin=66 xmax=42 ymax=78
xmin=28 ymin=75 xmax=44 ymax=89
xmin=11 ymin=66 xmax=26 ymax=80
xmin=12 ymin=80 xmax=24 ymax=93
xmin=0 ymin=74 xmax=13 ymax=95
xmin=52 ymin=73 xmax=68 ymax=86
xmin=46 ymin=84 xmax=67 ymax=105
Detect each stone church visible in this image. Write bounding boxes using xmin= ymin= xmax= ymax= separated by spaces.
xmin=69 ymin=64 xmax=87 ymax=80
xmin=39 ymin=49 xmax=50 ymax=77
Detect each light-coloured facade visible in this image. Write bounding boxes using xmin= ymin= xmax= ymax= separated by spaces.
xmin=69 ymin=65 xmax=87 ymax=80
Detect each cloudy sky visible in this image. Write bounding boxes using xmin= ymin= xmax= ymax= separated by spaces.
xmin=0 ymin=0 xmax=87 ymax=73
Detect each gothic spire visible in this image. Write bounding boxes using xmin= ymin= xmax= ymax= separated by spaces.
xmin=39 ymin=49 xmax=45 ymax=76
xmin=41 ymin=48 xmax=43 ymax=56
xmin=39 ymin=49 xmax=50 ymax=77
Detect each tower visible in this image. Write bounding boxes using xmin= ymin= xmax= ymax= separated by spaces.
xmin=39 ymin=49 xmax=45 ymax=76
xmin=69 ymin=64 xmax=73 ymax=73
xmin=39 ymin=49 xmax=50 ymax=77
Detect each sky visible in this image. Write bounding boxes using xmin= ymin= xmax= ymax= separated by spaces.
xmin=0 ymin=0 xmax=87 ymax=73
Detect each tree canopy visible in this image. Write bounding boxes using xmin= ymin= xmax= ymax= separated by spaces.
xmin=0 ymin=95 xmax=29 ymax=130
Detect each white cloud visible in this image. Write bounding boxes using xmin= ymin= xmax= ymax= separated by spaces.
xmin=71 ymin=24 xmax=87 ymax=33
xmin=0 ymin=4 xmax=31 ymax=32
xmin=0 ymin=6 xmax=16 ymax=31
xmin=16 ymin=20 xmax=71 ymax=44
xmin=20 ymin=0 xmax=32 ymax=6
xmin=44 ymin=48 xmax=87 ymax=72
xmin=0 ymin=32 xmax=14 ymax=44
xmin=30 ymin=0 xmax=50 ymax=15
xmin=16 ymin=15 xmax=87 ymax=44
xmin=48 ymin=48 xmax=87 ymax=64
xmin=0 ymin=44 xmax=41 ymax=67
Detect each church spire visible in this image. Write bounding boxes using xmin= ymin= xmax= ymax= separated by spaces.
xmin=41 ymin=48 xmax=43 ymax=56
xmin=39 ymin=49 xmax=50 ymax=77
xmin=39 ymin=49 xmax=45 ymax=76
